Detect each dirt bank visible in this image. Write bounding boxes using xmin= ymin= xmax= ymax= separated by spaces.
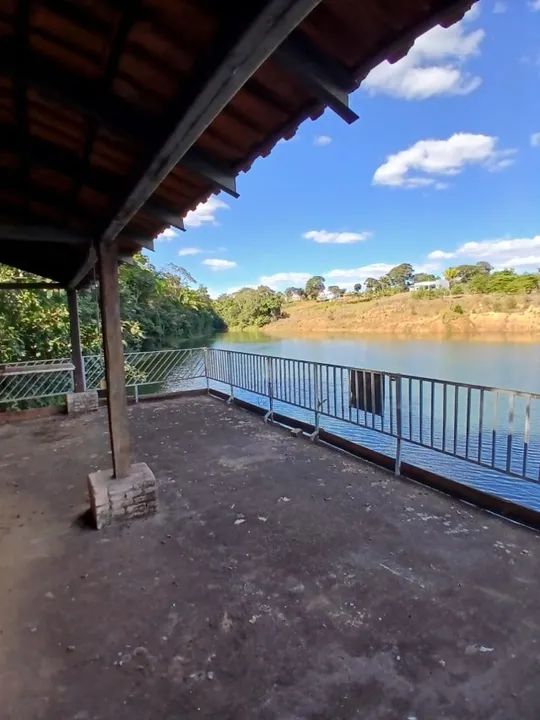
xmin=264 ymin=293 xmax=540 ymax=340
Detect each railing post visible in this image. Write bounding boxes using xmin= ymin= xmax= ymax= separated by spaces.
xmin=227 ymin=350 xmax=234 ymax=402
xmin=268 ymin=355 xmax=273 ymax=411
xmin=395 ymin=376 xmax=402 ymax=476
xmin=310 ymin=363 xmax=320 ymax=441
xmin=264 ymin=355 xmax=274 ymax=422
xmin=203 ymin=347 xmax=210 ymax=393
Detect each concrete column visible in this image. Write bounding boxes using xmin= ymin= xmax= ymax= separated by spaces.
xmin=67 ymin=289 xmax=86 ymax=393
xmin=98 ymin=242 xmax=131 ymax=479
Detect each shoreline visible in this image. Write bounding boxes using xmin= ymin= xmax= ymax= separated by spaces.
xmin=260 ymin=294 xmax=540 ymax=343
xmin=260 ymin=326 xmax=540 ymax=344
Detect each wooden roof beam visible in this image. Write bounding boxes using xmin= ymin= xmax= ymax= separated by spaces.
xmin=181 ymin=148 xmax=238 ymax=198
xmin=67 ymin=245 xmax=97 ymax=290
xmin=0 ymin=224 xmax=88 ymax=246
xmin=144 ymin=201 xmax=185 ymax=232
xmin=101 ymin=0 xmax=323 ymax=245
xmin=274 ymin=33 xmax=359 ymax=124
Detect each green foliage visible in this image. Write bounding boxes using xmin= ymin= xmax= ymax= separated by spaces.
xmin=412 ymin=272 xmax=438 ymax=283
xmin=444 ymin=261 xmax=492 ymax=286
xmin=411 ymin=288 xmax=447 ymax=300
xmin=386 ymin=263 xmax=414 ymax=290
xmin=353 ymin=282 xmax=362 ymax=294
xmin=214 ymin=286 xmax=283 ymax=329
xmin=364 ymin=277 xmax=381 ymax=293
xmin=467 ymin=269 xmax=539 ymax=295
xmin=305 ymin=275 xmax=325 ymax=299
xmin=0 ymin=256 xmax=220 ymax=363
xmin=451 ymin=304 xmax=464 ymax=315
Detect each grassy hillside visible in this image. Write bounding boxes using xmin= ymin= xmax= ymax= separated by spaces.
xmin=264 ymin=293 xmax=540 ymax=339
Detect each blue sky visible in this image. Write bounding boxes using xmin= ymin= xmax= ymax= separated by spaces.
xmin=150 ymin=0 xmax=540 ymax=296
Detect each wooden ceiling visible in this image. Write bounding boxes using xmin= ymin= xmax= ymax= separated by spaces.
xmin=0 ymin=0 xmax=475 ymax=286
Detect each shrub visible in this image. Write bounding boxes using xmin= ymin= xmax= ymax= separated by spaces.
xmin=451 ymin=304 xmax=464 ymax=315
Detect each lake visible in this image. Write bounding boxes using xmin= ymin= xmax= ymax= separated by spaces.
xmin=212 ymin=331 xmax=540 ymax=394
xmin=207 ymin=331 xmax=540 ymax=513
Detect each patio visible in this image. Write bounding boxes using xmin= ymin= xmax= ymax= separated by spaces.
xmin=1 ymin=394 xmax=538 ymax=719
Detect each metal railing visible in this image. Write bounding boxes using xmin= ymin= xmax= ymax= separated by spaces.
xmin=1 ymin=346 xmax=539 ymax=495
xmin=0 ymin=348 xmax=206 ymax=407
xmin=206 ymin=348 xmax=540 ymax=486
xmin=0 ymin=357 xmax=75 ymax=406
xmin=83 ymin=347 xmax=206 ymax=398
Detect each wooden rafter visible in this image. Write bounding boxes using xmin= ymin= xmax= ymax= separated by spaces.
xmin=64 ymin=1 xmax=141 ymax=227
xmin=274 ymin=32 xmax=359 ymax=124
xmin=101 ymin=0 xmax=324 ymax=244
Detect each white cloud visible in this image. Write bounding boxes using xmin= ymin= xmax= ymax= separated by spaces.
xmin=259 ymin=272 xmax=311 ymax=290
xmin=178 ymin=247 xmax=203 ymax=256
xmin=529 ymin=0 xmax=540 ymax=11
xmin=155 ymin=227 xmax=177 ymax=242
xmin=184 ymin=196 xmax=229 ymax=229
xmin=202 ymin=258 xmax=237 ymax=271
xmin=373 ymin=133 xmax=516 ymax=188
xmin=429 ymin=236 xmax=540 ymax=271
xmin=428 ymin=249 xmax=456 ymax=260
xmin=303 ymin=230 xmax=372 ymax=245
xmin=314 ymin=135 xmax=332 ymax=147
xmin=531 ymin=132 xmax=540 ymax=147
xmin=324 ymin=263 xmax=395 ymax=289
xmin=363 ymin=10 xmax=484 ymax=99
xmin=493 ymin=1 xmax=507 ymax=13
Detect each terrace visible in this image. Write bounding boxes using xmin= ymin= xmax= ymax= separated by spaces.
xmin=2 ymin=0 xmax=540 ymax=717
xmin=1 ymin=394 xmax=539 ymax=719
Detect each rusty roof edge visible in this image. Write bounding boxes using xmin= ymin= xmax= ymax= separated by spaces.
xmin=86 ymin=0 xmax=480 ymax=281
xmin=164 ymin=0 xmax=479 ymax=215
xmin=351 ymin=0 xmax=479 ymax=87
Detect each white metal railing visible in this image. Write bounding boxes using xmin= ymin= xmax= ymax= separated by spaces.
xmin=0 ymin=357 xmax=75 ymax=404
xmin=1 ymin=346 xmax=539 ymax=492
xmin=0 ymin=348 xmax=206 ymax=407
xmin=206 ymin=348 xmax=540 ymax=486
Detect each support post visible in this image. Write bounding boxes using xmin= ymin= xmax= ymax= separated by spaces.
xmin=67 ymin=288 xmax=86 ymax=393
xmin=395 ymin=376 xmax=403 ymax=476
xmin=98 ymin=242 xmax=131 ymax=478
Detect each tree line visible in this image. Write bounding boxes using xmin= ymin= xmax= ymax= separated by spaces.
xmin=0 ymin=256 xmax=222 ymax=363
xmin=283 ymin=262 xmax=540 ymax=301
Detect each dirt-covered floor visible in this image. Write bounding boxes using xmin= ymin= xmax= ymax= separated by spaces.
xmin=1 ymin=395 xmax=539 ymax=719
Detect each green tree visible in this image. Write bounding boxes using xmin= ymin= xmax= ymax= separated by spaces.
xmin=412 ymin=273 xmax=438 ymax=283
xmin=353 ymin=282 xmax=362 ymax=294
xmin=444 ymin=263 xmax=490 ymax=286
xmin=214 ymin=286 xmax=283 ymax=328
xmin=386 ymin=263 xmax=414 ymax=290
xmin=364 ymin=277 xmax=381 ymax=293
xmin=476 ymin=261 xmax=493 ymax=275
xmin=0 ymin=256 xmax=221 ymax=363
xmin=305 ymin=275 xmax=325 ymax=299
xmin=468 ymin=269 xmax=539 ymax=294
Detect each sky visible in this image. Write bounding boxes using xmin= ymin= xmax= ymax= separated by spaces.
xmin=150 ymin=0 xmax=540 ymax=296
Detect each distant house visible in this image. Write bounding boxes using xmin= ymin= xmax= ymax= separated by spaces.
xmin=410 ymin=278 xmax=449 ymax=292
xmin=289 ymin=291 xmax=303 ymax=302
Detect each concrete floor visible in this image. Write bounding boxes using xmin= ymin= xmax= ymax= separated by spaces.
xmin=0 ymin=396 xmax=539 ymax=720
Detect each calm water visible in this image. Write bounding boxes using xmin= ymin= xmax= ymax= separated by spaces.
xmin=212 ymin=331 xmax=540 ymax=395
xmin=207 ymin=331 xmax=540 ymax=513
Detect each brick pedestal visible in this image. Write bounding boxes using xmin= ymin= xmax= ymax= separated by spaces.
xmin=87 ymin=462 xmax=157 ymax=529
xmin=67 ymin=390 xmax=98 ymax=414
